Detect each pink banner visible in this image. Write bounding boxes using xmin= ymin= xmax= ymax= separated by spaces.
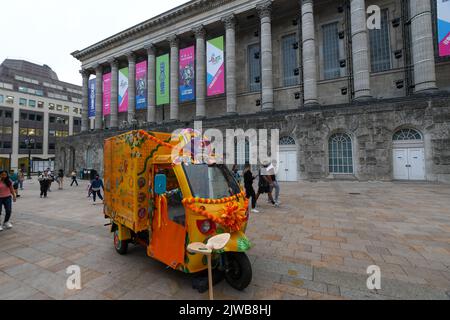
xmin=179 ymin=46 xmax=195 ymax=102
xmin=103 ymin=73 xmax=111 ymax=116
xmin=208 ymin=64 xmax=225 ymax=96
xmin=440 ymin=33 xmax=450 ymax=57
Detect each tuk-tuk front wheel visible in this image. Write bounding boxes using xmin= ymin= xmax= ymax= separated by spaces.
xmin=113 ymin=230 xmax=128 ymax=255
xmin=224 ymin=252 xmax=252 ymax=291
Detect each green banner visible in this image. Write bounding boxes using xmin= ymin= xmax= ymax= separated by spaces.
xmin=156 ymin=54 xmax=170 ymax=105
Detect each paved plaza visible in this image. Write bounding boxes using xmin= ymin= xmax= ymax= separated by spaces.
xmin=0 ymin=178 xmax=450 ymax=300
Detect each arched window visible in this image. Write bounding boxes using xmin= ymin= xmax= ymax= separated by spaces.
xmin=329 ymin=133 xmax=353 ymax=174
xmin=280 ymin=136 xmax=296 ymax=146
xmin=234 ymin=139 xmax=250 ymax=168
xmin=393 ymin=129 xmax=422 ymax=141
xmin=86 ymin=146 xmax=93 ymax=169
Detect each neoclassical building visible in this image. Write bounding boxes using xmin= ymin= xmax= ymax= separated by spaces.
xmin=57 ymin=0 xmax=450 ymax=183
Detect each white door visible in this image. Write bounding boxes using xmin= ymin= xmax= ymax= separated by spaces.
xmin=393 ymin=149 xmax=409 ymax=180
xmin=277 ymin=151 xmax=298 ymax=182
xmin=408 ymin=148 xmax=425 ymax=180
xmin=393 ymin=148 xmax=425 ymax=180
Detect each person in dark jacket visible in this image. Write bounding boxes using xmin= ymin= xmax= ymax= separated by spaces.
xmin=243 ymin=164 xmax=259 ymax=213
xmin=38 ymin=170 xmax=52 ymax=198
xmin=90 ymin=175 xmax=104 ymax=204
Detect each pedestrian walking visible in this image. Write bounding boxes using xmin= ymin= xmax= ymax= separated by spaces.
xmin=256 ymin=162 xmax=276 ymax=206
xmin=56 ymin=169 xmax=64 ymax=190
xmin=243 ymin=164 xmax=259 ymax=213
xmin=18 ymin=169 xmax=25 ymax=190
xmin=38 ymin=170 xmax=52 ymax=198
xmin=0 ymin=170 xmax=17 ymax=231
xmin=90 ymin=175 xmax=104 ymax=204
xmin=232 ymin=164 xmax=241 ymax=184
xmin=47 ymin=168 xmax=54 ymax=192
xmin=267 ymin=160 xmax=280 ymax=206
xmin=70 ymin=170 xmax=79 ymax=187
xmin=9 ymin=170 xmax=20 ymax=198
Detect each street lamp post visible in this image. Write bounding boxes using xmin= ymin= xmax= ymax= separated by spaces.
xmin=24 ymin=136 xmax=35 ymax=179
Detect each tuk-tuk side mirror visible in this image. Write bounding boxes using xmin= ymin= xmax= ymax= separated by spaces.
xmin=154 ymin=174 xmax=167 ymax=195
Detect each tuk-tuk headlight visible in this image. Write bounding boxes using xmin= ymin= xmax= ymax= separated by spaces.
xmin=197 ymin=219 xmax=217 ymax=235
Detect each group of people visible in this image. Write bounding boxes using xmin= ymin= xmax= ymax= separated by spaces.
xmin=37 ymin=169 xmax=80 ymax=198
xmin=232 ymin=161 xmax=281 ymax=214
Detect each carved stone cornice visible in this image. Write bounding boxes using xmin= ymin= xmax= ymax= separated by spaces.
xmin=167 ymin=35 xmax=179 ymax=47
xmin=94 ymin=64 xmax=103 ymax=74
xmin=71 ymin=0 xmax=236 ymax=61
xmin=144 ymin=43 xmax=155 ymax=55
xmin=107 ymin=58 xmax=119 ymax=68
xmin=256 ymin=0 xmax=272 ymax=19
xmin=126 ymin=52 xmax=137 ymax=63
xmin=193 ymin=25 xmax=206 ymax=39
xmin=79 ymin=69 xmax=90 ymax=78
xmin=222 ymin=14 xmax=236 ymax=30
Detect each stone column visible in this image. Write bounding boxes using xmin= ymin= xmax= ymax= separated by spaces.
xmin=145 ymin=44 xmax=156 ymax=124
xmin=94 ymin=65 xmax=103 ymax=130
xmin=410 ymin=0 xmax=437 ymax=93
xmin=80 ymin=70 xmax=90 ymax=132
xmin=68 ymin=115 xmax=74 ymax=136
xmin=223 ymin=15 xmax=237 ymax=115
xmin=109 ymin=58 xmax=119 ymax=129
xmin=301 ymin=0 xmax=318 ymax=105
xmin=127 ymin=53 xmax=137 ymax=123
xmin=168 ymin=35 xmax=179 ymax=121
xmin=257 ymin=1 xmax=274 ymax=111
xmin=350 ymin=0 xmax=372 ymax=100
xmin=194 ymin=26 xmax=207 ymax=119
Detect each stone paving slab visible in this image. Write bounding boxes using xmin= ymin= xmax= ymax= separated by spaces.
xmin=1 ymin=178 xmax=450 ymax=299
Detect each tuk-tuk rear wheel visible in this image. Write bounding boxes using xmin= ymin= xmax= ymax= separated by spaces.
xmin=113 ymin=230 xmax=128 ymax=255
xmin=224 ymin=252 xmax=252 ymax=291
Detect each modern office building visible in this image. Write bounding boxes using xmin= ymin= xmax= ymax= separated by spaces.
xmin=0 ymin=59 xmax=82 ymax=173
xmin=58 ymin=0 xmax=450 ymax=183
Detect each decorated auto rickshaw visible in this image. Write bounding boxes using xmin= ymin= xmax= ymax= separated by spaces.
xmin=103 ymin=129 xmax=252 ymax=290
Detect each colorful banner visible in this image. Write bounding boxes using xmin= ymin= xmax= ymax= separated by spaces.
xmin=136 ymin=61 xmax=147 ymax=110
xmin=438 ymin=0 xmax=450 ymax=57
xmin=179 ymin=46 xmax=195 ymax=102
xmin=88 ymin=78 xmax=96 ymax=119
xmin=207 ymin=36 xmax=225 ymax=96
xmin=102 ymin=73 xmax=111 ymax=116
xmin=118 ymin=68 xmax=129 ymax=113
xmin=156 ymin=54 xmax=170 ymax=105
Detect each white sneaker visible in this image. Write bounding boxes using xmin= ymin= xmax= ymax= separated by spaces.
xmin=4 ymin=222 xmax=12 ymax=229
xmin=251 ymin=209 xmax=260 ymax=213
xmin=274 ymin=202 xmax=280 ymax=207
xmin=0 ymin=225 xmax=3 ymax=232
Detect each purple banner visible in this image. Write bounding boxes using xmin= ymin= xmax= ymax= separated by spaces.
xmin=179 ymin=46 xmax=195 ymax=102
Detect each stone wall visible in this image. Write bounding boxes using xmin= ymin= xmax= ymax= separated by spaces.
xmin=55 ymin=93 xmax=450 ymax=183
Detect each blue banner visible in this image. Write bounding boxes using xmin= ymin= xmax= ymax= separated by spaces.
xmin=88 ymin=78 xmax=96 ymax=119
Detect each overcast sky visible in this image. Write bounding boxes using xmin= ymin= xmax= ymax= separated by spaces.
xmin=0 ymin=0 xmax=190 ymax=86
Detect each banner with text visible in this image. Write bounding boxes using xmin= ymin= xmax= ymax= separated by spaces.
xmin=207 ymin=36 xmax=225 ymax=96
xmin=156 ymin=54 xmax=170 ymax=105
xmin=102 ymin=73 xmax=111 ymax=116
xmin=136 ymin=61 xmax=147 ymax=110
xmin=118 ymin=67 xmax=129 ymax=113
xmin=438 ymin=0 xmax=450 ymax=57
xmin=88 ymin=78 xmax=96 ymax=119
xmin=179 ymin=46 xmax=195 ymax=102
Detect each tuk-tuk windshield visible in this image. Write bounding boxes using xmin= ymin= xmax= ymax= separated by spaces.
xmin=183 ymin=163 xmax=241 ymax=199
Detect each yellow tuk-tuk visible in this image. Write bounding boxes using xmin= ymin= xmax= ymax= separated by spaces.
xmin=103 ymin=130 xmax=252 ymax=291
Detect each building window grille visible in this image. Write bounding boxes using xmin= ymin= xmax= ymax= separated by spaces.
xmin=369 ymin=9 xmax=391 ymax=72
xmin=322 ymin=22 xmax=341 ymax=80
xmin=282 ymin=34 xmax=299 ymax=87
xmin=329 ymin=133 xmax=354 ymax=174
xmin=393 ymin=129 xmax=422 ymax=141
xmin=248 ymin=44 xmax=261 ymax=92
